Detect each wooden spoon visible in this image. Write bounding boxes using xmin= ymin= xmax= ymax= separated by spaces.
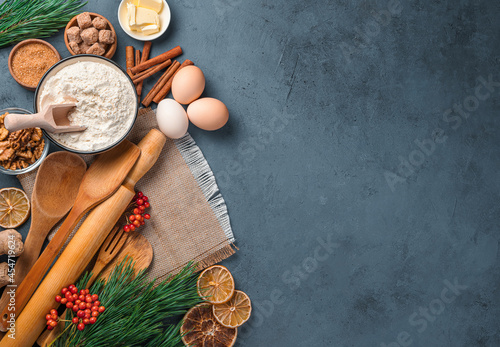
xmin=4 ymin=104 xmax=87 ymax=133
xmin=0 ymin=140 xmax=140 ymax=331
xmin=37 ymin=230 xmax=153 ymax=347
xmin=0 ymin=152 xmax=86 ymax=314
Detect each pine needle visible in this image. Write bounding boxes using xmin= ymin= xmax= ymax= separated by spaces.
xmin=145 ymin=321 xmax=185 ymax=347
xmin=0 ymin=0 xmax=87 ymax=48
xmin=53 ymin=257 xmax=201 ymax=347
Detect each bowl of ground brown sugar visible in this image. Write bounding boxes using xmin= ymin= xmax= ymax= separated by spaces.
xmin=8 ymin=39 xmax=61 ymax=91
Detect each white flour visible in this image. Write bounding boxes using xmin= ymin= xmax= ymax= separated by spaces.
xmin=38 ymin=61 xmax=136 ymax=151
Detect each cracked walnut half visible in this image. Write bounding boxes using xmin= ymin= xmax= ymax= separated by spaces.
xmin=0 ymin=113 xmax=45 ymax=170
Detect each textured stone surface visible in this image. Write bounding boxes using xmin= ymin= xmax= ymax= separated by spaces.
xmin=0 ymin=0 xmax=499 ymax=346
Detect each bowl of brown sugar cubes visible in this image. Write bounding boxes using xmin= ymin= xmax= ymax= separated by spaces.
xmin=64 ymin=12 xmax=117 ymax=59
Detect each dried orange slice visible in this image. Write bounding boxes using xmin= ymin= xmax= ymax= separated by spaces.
xmin=0 ymin=188 xmax=30 ymax=228
xmin=197 ymin=265 xmax=235 ymax=304
xmin=213 ymin=290 xmax=252 ymax=328
xmin=181 ymin=304 xmax=237 ymax=347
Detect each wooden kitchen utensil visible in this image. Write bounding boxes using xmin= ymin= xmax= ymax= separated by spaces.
xmin=99 ymin=230 xmax=153 ymax=281
xmin=0 ymin=152 xmax=86 ymax=314
xmin=0 ymin=140 xmax=140 ymax=332
xmin=38 ymin=229 xmax=153 ymax=347
xmin=0 ymin=129 xmax=165 ymax=347
xmin=88 ymin=226 xmax=129 ymax=284
xmin=4 ymin=104 xmax=87 ymax=133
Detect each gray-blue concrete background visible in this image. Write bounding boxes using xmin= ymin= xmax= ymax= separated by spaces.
xmin=0 ymin=0 xmax=498 ymax=346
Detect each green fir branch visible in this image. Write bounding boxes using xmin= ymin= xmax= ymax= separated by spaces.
xmin=53 ymin=257 xmax=201 ymax=347
xmin=0 ymin=0 xmax=87 ymax=48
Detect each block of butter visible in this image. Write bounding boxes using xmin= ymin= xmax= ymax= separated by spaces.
xmin=127 ymin=1 xmax=161 ymax=35
xmin=136 ymin=7 xmax=159 ymax=26
xmin=133 ymin=0 xmax=162 ymax=13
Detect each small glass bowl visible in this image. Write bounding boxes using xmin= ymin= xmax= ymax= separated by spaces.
xmin=0 ymin=107 xmax=50 ymax=175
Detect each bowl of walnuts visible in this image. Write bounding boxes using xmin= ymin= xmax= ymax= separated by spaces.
xmin=64 ymin=12 xmax=117 ymax=59
xmin=0 ymin=108 xmax=49 ymax=175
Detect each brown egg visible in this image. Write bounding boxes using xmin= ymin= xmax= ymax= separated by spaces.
xmin=171 ymin=66 xmax=205 ymax=105
xmin=187 ymin=97 xmax=229 ymax=131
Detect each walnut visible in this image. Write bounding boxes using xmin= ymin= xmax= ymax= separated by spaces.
xmin=0 ymin=113 xmax=45 ymax=171
xmin=19 ymin=131 xmax=31 ymax=147
xmin=8 ymin=130 xmax=21 ymax=143
xmin=33 ymin=140 xmax=44 ymax=159
xmin=0 ymin=148 xmax=14 ymax=161
xmin=16 ymin=150 xmax=32 ymax=159
xmin=0 ymin=128 xmax=8 ymax=141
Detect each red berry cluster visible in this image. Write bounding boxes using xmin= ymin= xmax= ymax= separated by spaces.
xmin=45 ymin=309 xmax=59 ymax=330
xmin=123 ymin=191 xmax=151 ymax=233
xmin=47 ymin=284 xmax=105 ymax=331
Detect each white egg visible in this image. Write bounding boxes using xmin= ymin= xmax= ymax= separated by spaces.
xmin=156 ymin=99 xmax=189 ymax=139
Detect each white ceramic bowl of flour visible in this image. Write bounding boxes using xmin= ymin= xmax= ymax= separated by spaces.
xmin=34 ymin=55 xmax=138 ymax=154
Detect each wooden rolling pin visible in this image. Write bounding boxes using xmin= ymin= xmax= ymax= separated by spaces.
xmin=0 ymin=129 xmax=166 ymax=347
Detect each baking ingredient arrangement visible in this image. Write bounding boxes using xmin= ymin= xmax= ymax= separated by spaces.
xmin=0 ymin=2 xmax=243 ymax=346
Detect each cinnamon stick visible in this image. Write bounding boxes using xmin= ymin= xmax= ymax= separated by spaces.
xmin=153 ymin=59 xmax=194 ymax=103
xmin=130 ymin=46 xmax=182 ymax=75
xmin=126 ymin=46 xmax=134 ymax=79
xmin=135 ymin=49 xmax=141 ymax=66
xmin=134 ymin=49 xmax=141 ymax=88
xmin=137 ymin=42 xmax=152 ymax=97
xmin=132 ymin=59 xmax=171 ymax=81
xmin=141 ymin=62 xmax=179 ymax=108
xmin=142 ymin=41 xmax=152 ymax=61
xmin=132 ymin=59 xmax=171 ymax=84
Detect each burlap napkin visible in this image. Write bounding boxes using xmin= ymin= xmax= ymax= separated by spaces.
xmin=17 ymin=108 xmax=236 ymax=280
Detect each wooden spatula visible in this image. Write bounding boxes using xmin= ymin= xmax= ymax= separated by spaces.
xmin=0 ymin=152 xmax=86 ymax=314
xmin=0 ymin=140 xmax=140 ymax=332
xmin=4 ymin=104 xmax=87 ymax=133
